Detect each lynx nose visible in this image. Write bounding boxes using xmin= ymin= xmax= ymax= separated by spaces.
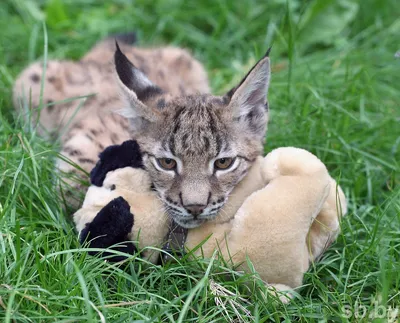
xmin=184 ymin=204 xmax=205 ymax=217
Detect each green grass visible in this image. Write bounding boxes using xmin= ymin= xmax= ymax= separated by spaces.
xmin=1 ymin=0 xmax=399 ymax=321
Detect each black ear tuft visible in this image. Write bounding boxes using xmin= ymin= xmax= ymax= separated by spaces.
xmin=264 ymin=46 xmax=272 ymax=57
xmin=90 ymin=140 xmax=144 ymax=186
xmin=114 ymin=41 xmax=135 ymax=90
xmin=114 ymin=44 xmax=163 ymax=102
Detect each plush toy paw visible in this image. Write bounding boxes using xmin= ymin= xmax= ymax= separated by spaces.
xmin=267 ymin=284 xmax=295 ymax=304
xmin=90 ymin=140 xmax=143 ymax=186
xmin=80 ymin=196 xmax=136 ymax=261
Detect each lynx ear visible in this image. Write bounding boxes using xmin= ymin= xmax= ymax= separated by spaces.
xmin=114 ymin=42 xmax=162 ymax=125
xmin=225 ymin=49 xmax=271 ymax=139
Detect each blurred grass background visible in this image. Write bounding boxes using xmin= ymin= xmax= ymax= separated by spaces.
xmin=0 ymin=0 xmax=399 ymax=321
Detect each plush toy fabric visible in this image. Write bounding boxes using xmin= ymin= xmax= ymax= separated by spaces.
xmin=74 ymin=140 xmax=169 ymax=264
xmin=74 ymin=140 xmax=347 ymax=295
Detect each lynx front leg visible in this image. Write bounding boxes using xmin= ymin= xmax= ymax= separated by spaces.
xmin=57 ymin=113 xmax=131 ymax=208
xmin=57 ymin=133 xmax=100 ymax=207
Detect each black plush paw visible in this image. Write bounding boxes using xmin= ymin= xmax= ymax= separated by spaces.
xmin=90 ymin=140 xmax=143 ymax=186
xmin=80 ymin=196 xmax=136 ymax=261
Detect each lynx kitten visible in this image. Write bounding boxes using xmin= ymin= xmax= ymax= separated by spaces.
xmin=13 ymin=35 xmax=271 ymax=228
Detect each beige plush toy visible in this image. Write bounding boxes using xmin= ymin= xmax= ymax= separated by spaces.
xmin=74 ymin=140 xmax=347 ymax=298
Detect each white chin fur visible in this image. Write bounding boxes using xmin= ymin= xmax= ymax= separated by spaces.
xmin=174 ymin=217 xmax=206 ymax=229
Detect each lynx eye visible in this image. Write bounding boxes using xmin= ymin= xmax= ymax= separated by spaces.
xmin=157 ymin=158 xmax=177 ymax=170
xmin=214 ymin=157 xmax=235 ymax=170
